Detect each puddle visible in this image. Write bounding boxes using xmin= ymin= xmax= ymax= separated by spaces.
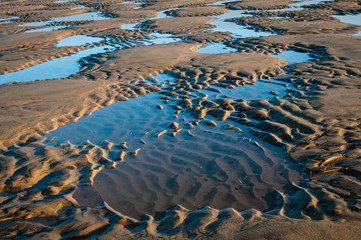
xmin=120 ymin=2 xmax=272 ymax=39
xmin=198 ymin=80 xmax=289 ymax=101
xmin=47 ymin=93 xmax=172 ymax=146
xmin=0 ymin=46 xmax=114 ymax=85
xmin=207 ymin=0 xmax=238 ymax=6
xmin=353 ymin=31 xmax=361 ymax=37
xmin=120 ymin=23 xmax=139 ymax=31
xmin=208 ymin=10 xmax=274 ymax=38
xmin=0 ymin=16 xmax=19 ymax=24
xmin=288 ymin=0 xmax=335 ymax=9
xmin=120 ymin=1 xmax=145 ymax=4
xmin=25 ymin=25 xmax=69 ymax=33
xmin=57 ymin=35 xmax=104 ymax=47
xmin=45 ymin=73 xmax=302 ymax=219
xmin=71 ymin=5 xmax=89 ymax=10
xmin=273 ymin=0 xmax=334 ymax=12
xmin=120 ymin=1 xmax=146 ymax=9
xmin=50 ymin=12 xmax=110 ymax=22
xmin=272 ymin=50 xmax=312 ymax=64
xmin=142 ymin=33 xmax=181 ymax=45
xmin=121 ymin=8 xmax=176 ymax=31
xmin=333 ymin=13 xmax=361 ymax=26
xmin=21 ymin=12 xmax=111 ymax=30
xmin=269 ymin=16 xmax=289 ymax=20
xmin=56 ymin=0 xmax=77 ymax=3
xmin=197 ymin=42 xmax=238 ymax=54
xmin=144 ymin=73 xmax=176 ymax=85
xmin=0 ymin=16 xmax=19 ymax=22
xmin=46 ymin=74 xmax=290 ymax=147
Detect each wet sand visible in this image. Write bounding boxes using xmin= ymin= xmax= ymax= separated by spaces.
xmin=0 ymin=0 xmax=361 ymax=239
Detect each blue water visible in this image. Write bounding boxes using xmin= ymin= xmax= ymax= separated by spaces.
xmin=197 ymin=42 xmax=238 ymax=54
xmin=333 ymin=13 xmax=361 ymax=26
xmin=198 ymin=79 xmax=289 ymax=101
xmin=21 ymin=12 xmax=110 ymax=28
xmin=57 ymin=35 xmax=104 ymax=47
xmin=0 ymin=46 xmax=114 ymax=84
xmin=272 ymin=50 xmax=312 ymax=64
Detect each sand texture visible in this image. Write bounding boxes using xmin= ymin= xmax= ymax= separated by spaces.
xmin=0 ymin=0 xmax=361 ymax=239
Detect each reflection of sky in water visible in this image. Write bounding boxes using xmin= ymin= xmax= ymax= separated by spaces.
xmin=21 ymin=12 xmax=110 ymax=28
xmin=57 ymin=35 xmax=104 ymax=47
xmin=267 ymin=0 xmax=334 ymax=12
xmin=333 ymin=13 xmax=361 ymax=26
xmin=71 ymin=5 xmax=89 ymax=10
xmin=121 ymin=3 xmax=273 ymax=39
xmin=143 ymin=74 xmax=175 ymax=85
xmin=353 ymin=31 xmax=361 ymax=37
xmin=25 ymin=25 xmax=69 ymax=33
xmin=208 ymin=10 xmax=274 ymax=38
xmin=197 ymin=42 xmax=238 ymax=54
xmin=46 ymin=75 xmax=290 ymax=146
xmin=46 ymin=93 xmax=174 ymax=146
xmin=198 ymin=80 xmax=289 ymax=101
xmin=272 ymin=50 xmax=312 ymax=64
xmin=120 ymin=0 xmax=146 ymax=9
xmin=56 ymin=0 xmax=77 ymax=3
xmin=142 ymin=33 xmax=181 ymax=45
xmin=0 ymin=16 xmax=18 ymax=21
xmin=0 ymin=46 xmax=114 ymax=84
xmin=289 ymin=0 xmax=334 ymax=8
xmin=121 ymin=9 xmax=175 ymax=30
xmin=120 ymin=23 xmax=138 ymax=30
xmin=207 ymin=0 xmax=238 ymax=6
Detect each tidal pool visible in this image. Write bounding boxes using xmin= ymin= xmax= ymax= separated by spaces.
xmin=197 ymin=42 xmax=238 ymax=54
xmin=142 ymin=33 xmax=181 ymax=45
xmin=56 ymin=0 xmax=77 ymax=3
xmin=207 ymin=0 xmax=239 ymax=6
xmin=198 ymin=79 xmax=289 ymax=101
xmin=57 ymin=35 xmax=104 ymax=47
xmin=25 ymin=25 xmax=69 ymax=33
xmin=272 ymin=50 xmax=312 ymax=64
xmin=21 ymin=12 xmax=110 ymax=31
xmin=0 ymin=46 xmax=114 ymax=85
xmin=208 ymin=9 xmax=274 ymax=38
xmin=333 ymin=13 xmax=361 ymax=26
xmin=267 ymin=0 xmax=335 ymax=12
xmin=0 ymin=16 xmax=19 ymax=23
xmin=121 ymin=9 xmax=175 ymax=31
xmin=44 ymin=73 xmax=302 ymax=219
xmin=353 ymin=31 xmax=361 ymax=37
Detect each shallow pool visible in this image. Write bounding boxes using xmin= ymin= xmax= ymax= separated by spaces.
xmin=0 ymin=46 xmax=114 ymax=85
xmin=272 ymin=50 xmax=312 ymax=64
xmin=197 ymin=42 xmax=238 ymax=54
xmin=57 ymin=35 xmax=104 ymax=47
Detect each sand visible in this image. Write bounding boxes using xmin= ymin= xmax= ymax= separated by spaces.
xmin=0 ymin=0 xmax=361 ymax=238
